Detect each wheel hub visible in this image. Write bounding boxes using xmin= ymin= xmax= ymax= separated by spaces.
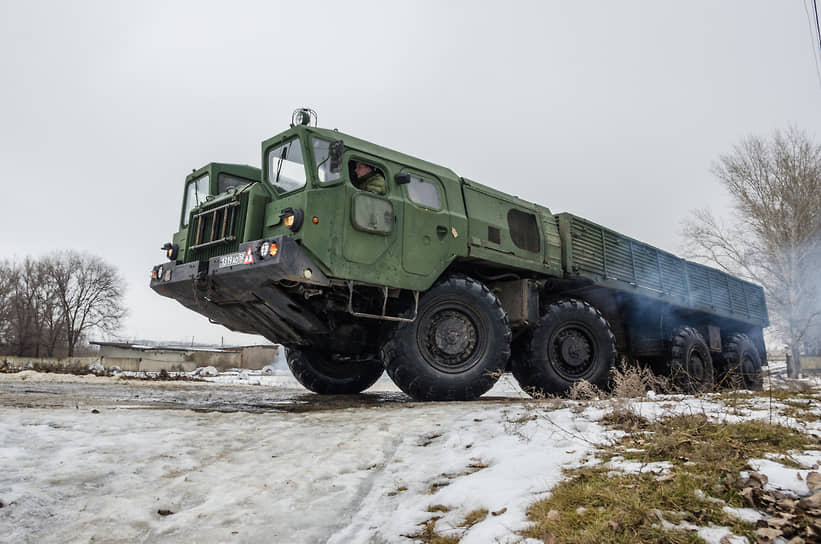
xmin=434 ymin=316 xmax=472 ymax=355
xmin=559 ymin=331 xmax=591 ymax=368
xmin=420 ymin=309 xmax=479 ymax=373
xmin=549 ymin=325 xmax=597 ymax=379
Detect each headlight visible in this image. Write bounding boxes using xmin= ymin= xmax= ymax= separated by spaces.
xmin=258 ymin=240 xmax=279 ymax=258
xmin=279 ymin=208 xmax=304 ymax=232
xmin=162 ymin=243 xmax=179 ymax=261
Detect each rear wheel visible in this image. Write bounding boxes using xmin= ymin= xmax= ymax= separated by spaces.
xmin=667 ymin=326 xmax=715 ymax=393
xmin=381 ymin=275 xmax=510 ymax=401
xmin=512 ymin=299 xmax=616 ymax=396
xmin=718 ymin=333 xmax=763 ymax=390
xmin=286 ymin=349 xmax=384 ymax=394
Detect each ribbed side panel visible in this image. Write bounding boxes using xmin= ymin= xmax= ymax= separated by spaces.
xmin=746 ymin=284 xmax=767 ymax=322
xmin=603 ymin=230 xmax=634 ymax=282
xmin=660 ymin=253 xmax=687 ymax=299
xmin=709 ymin=269 xmax=731 ymax=313
xmin=686 ymin=263 xmax=712 ymax=306
xmin=633 ymin=243 xmax=661 ymax=290
xmin=566 ymin=218 xmax=605 ymax=276
xmin=558 ymin=213 xmax=768 ymax=326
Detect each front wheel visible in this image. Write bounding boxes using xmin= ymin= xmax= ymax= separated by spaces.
xmin=381 ymin=275 xmax=510 ymax=401
xmin=286 ymin=349 xmax=384 ymax=394
xmin=512 ymin=299 xmax=616 ymax=396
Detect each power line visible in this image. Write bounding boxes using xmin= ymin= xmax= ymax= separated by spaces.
xmin=814 ymin=0 xmax=821 ymax=45
xmin=806 ymin=0 xmax=821 ymax=89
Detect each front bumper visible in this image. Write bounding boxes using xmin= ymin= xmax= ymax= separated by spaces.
xmin=150 ymin=236 xmax=330 ymax=343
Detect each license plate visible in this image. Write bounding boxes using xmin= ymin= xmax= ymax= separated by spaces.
xmin=218 ymin=252 xmax=245 ymax=268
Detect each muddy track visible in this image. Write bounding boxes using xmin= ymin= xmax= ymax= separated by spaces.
xmin=0 ymin=379 xmax=523 ymax=414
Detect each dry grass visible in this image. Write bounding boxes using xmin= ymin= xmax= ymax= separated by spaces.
xmin=610 ymin=360 xmax=669 ymax=398
xmin=567 ymin=380 xmax=602 ymax=401
xmin=522 ymin=412 xmax=818 ymax=543
xmin=459 ymin=508 xmax=488 ymax=528
xmin=405 ymin=518 xmax=460 ymax=544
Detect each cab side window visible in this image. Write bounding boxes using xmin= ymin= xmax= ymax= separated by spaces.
xmin=349 ymin=160 xmax=387 ymax=195
xmin=406 ymin=175 xmax=441 ymax=209
xmin=313 ymin=137 xmax=343 ymax=183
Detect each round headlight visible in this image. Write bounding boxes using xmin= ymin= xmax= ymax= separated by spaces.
xmin=259 ymin=241 xmax=271 ymax=258
xmin=164 ymin=243 xmax=179 ymax=261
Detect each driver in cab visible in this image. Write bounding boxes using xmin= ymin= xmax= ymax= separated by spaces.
xmin=352 ymin=161 xmax=386 ymax=195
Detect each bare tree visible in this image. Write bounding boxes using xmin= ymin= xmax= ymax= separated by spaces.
xmin=45 ymin=252 xmax=127 ymax=357
xmin=36 ymin=267 xmax=65 ymax=358
xmin=3 ymin=258 xmax=45 ymax=357
xmin=0 ymin=260 xmax=13 ymax=352
xmin=683 ymin=127 xmax=821 ymax=377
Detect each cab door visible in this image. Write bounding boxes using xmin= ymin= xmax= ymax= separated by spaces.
xmin=400 ymin=170 xmax=451 ymax=277
xmin=342 ymin=155 xmax=398 ymax=266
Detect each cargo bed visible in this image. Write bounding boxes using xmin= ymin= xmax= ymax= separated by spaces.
xmin=555 ymin=213 xmax=769 ymax=328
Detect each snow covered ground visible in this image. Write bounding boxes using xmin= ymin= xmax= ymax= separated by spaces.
xmin=0 ymin=363 xmax=819 ymax=544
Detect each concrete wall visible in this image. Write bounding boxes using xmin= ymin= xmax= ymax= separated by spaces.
xmin=2 ymin=345 xmax=280 ymax=373
xmin=1 ymin=356 xmax=101 ymax=370
xmin=97 ymin=345 xmax=280 ymax=372
xmin=240 ymin=345 xmax=280 ymax=369
xmin=803 ymin=356 xmax=821 ymax=372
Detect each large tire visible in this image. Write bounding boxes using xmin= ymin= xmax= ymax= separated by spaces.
xmin=667 ymin=326 xmax=715 ymax=393
xmin=286 ymin=349 xmax=384 ymax=394
xmin=381 ymin=275 xmax=510 ymax=401
xmin=512 ymin=299 xmax=616 ymax=396
xmin=717 ymin=333 xmax=763 ymax=390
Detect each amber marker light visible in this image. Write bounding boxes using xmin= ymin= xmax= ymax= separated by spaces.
xmin=284 ymin=215 xmax=295 ymax=228
xmin=312 ymin=216 xmax=319 ymax=224
xmin=269 ymin=242 xmax=279 ymax=257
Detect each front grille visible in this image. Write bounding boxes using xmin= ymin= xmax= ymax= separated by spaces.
xmin=185 ymin=194 xmax=249 ymax=263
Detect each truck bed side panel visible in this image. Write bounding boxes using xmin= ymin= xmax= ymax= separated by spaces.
xmin=556 ymin=213 xmax=769 ymax=327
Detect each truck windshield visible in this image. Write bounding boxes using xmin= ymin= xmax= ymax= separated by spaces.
xmin=267 ymin=138 xmax=307 ymax=195
xmin=182 ymin=174 xmax=209 ymax=227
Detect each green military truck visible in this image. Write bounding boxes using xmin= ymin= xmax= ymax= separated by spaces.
xmin=151 ymin=110 xmax=768 ymax=401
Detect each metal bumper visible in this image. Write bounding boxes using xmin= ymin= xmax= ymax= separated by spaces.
xmin=150 ymin=236 xmax=330 ymax=343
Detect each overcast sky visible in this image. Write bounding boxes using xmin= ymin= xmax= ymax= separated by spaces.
xmin=2 ymin=1 xmax=820 ymax=345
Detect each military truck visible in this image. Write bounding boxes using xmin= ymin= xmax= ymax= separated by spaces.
xmin=151 ymin=109 xmax=769 ymax=401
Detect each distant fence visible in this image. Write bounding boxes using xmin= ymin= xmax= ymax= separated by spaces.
xmin=1 ymin=356 xmax=101 ymax=372
xmin=2 ymin=345 xmax=279 ymax=373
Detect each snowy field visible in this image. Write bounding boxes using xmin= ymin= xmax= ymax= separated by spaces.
xmin=0 ymin=363 xmax=819 ymax=544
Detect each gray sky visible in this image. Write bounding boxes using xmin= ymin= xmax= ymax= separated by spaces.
xmin=2 ymin=1 xmax=820 ymax=345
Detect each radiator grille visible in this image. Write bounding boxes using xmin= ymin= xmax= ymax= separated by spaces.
xmin=185 ymin=194 xmax=249 ymax=263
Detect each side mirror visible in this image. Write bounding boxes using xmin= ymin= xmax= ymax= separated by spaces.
xmin=395 ymin=173 xmax=411 ymax=185
xmin=329 ymin=140 xmax=344 ymax=173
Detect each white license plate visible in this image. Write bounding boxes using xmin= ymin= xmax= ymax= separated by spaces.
xmin=218 ymin=252 xmax=245 ymax=268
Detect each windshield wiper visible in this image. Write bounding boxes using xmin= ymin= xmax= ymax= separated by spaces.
xmin=274 ymin=146 xmax=287 ymax=184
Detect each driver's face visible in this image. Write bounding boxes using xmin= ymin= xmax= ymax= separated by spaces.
xmin=354 ymin=162 xmax=372 ymax=178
